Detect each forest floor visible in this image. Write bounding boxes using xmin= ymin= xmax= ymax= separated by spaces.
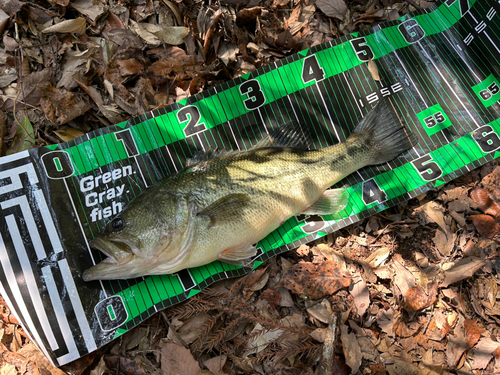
xmin=2 ymin=0 xmax=500 ymax=374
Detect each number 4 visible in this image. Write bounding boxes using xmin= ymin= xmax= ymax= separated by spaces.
xmin=302 ymin=55 xmax=325 ymax=84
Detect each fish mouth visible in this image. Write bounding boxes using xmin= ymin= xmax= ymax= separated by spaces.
xmin=83 ymin=239 xmax=136 ymax=281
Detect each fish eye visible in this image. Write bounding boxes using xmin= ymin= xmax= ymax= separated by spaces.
xmin=111 ymin=218 xmax=124 ymax=231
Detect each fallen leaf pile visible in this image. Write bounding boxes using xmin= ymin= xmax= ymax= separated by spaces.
xmin=3 ymin=0 xmax=500 ymax=374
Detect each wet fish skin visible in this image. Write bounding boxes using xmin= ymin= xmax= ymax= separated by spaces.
xmin=83 ymin=97 xmax=415 ymax=281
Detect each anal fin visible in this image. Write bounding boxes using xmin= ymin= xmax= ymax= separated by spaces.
xmin=301 ymin=188 xmax=348 ymax=215
xmin=218 ymin=243 xmax=257 ymax=268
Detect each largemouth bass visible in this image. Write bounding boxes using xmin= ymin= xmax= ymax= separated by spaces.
xmin=83 ymin=97 xmax=415 ymax=281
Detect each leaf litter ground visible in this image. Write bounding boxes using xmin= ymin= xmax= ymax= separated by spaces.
xmin=1 ymin=0 xmax=500 ymax=373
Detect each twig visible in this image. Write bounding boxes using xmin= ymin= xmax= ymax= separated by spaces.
xmin=160 ymin=311 xmax=189 ymax=348
xmin=315 ymin=313 xmax=338 ymax=375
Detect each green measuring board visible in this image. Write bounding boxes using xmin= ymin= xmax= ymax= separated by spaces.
xmin=0 ymin=0 xmax=499 ymax=366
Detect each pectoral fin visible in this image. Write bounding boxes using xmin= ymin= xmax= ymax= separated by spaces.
xmin=197 ymin=193 xmax=251 ymax=228
xmin=301 ymin=188 xmax=348 ymax=215
xmin=218 ymin=243 xmax=257 ymax=267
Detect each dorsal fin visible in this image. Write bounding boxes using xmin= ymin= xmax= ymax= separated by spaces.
xmin=185 ymin=148 xmax=237 ymax=166
xmin=252 ymin=121 xmax=312 ymax=150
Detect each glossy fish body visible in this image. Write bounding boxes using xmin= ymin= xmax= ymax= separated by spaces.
xmin=83 ymin=98 xmax=415 ymax=281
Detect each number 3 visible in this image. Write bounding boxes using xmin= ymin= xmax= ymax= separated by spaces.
xmin=240 ymin=80 xmax=266 ymax=110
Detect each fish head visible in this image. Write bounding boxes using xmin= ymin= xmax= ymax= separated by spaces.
xmin=82 ymin=192 xmax=193 ymax=281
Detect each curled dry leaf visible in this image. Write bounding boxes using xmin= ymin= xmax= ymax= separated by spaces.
xmin=470 ymin=214 xmax=500 ymax=242
xmin=41 ymin=18 xmax=87 ymax=35
xmin=130 ymin=20 xmax=189 ymax=46
xmin=245 ymin=323 xmax=284 ymax=356
xmin=39 ymin=83 xmax=92 ymax=126
xmin=315 ymin=0 xmax=348 ymax=20
xmin=340 ymin=323 xmax=362 ymax=374
xmin=279 ymin=260 xmax=351 ymax=300
xmin=104 ymin=356 xmax=148 ymax=375
xmin=471 ymin=337 xmax=500 ymax=370
xmin=463 ymin=319 xmax=485 ymax=348
xmin=368 ymin=59 xmax=380 ymax=81
xmin=403 ymin=282 xmax=438 ymax=313
xmin=160 ymin=343 xmax=202 ymax=375
xmin=349 ymin=274 xmax=370 ymax=317
xmin=53 ymin=127 xmax=85 ymax=142
xmin=441 ymin=257 xmax=485 ymax=288
xmin=446 ymin=315 xmax=469 ymax=368
xmin=70 ymin=0 xmax=108 ymax=25
xmin=470 ymin=187 xmax=500 ymax=218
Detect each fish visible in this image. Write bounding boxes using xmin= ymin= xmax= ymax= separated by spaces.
xmin=82 ymin=97 xmax=416 ymax=281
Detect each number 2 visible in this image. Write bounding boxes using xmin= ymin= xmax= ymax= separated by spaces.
xmin=178 ymin=106 xmax=207 ymax=137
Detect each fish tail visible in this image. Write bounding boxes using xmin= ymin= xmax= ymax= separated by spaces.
xmin=351 ymin=96 xmax=416 ymax=165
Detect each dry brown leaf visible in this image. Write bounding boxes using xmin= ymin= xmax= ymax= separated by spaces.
xmin=463 ymin=319 xmax=485 ymax=348
xmin=368 ymin=59 xmax=380 ymax=81
xmin=391 ymin=260 xmax=415 ymax=296
xmin=310 ymin=328 xmax=327 ymax=343
xmin=245 ymin=323 xmax=284 ymax=356
xmin=485 ymin=276 xmax=498 ymax=307
xmin=385 ymin=358 xmax=421 ymax=375
xmin=39 ymin=83 xmax=92 ymax=125
xmin=169 ymin=313 xmax=211 ymax=345
xmin=0 ymin=9 xmax=9 ymax=35
xmin=130 ymin=21 xmax=188 ymax=46
xmin=403 ymin=282 xmax=438 ymax=313
xmin=279 ymin=260 xmax=351 ymax=300
xmin=53 ymin=127 xmax=85 ymax=142
xmin=470 ymin=214 xmax=500 ymax=242
xmin=89 ymin=357 xmax=107 ymax=375
xmin=42 ymin=18 xmax=87 ymax=35
xmin=306 ymin=298 xmax=333 ymax=324
xmin=315 ymin=0 xmax=348 ymax=20
xmin=203 ymin=355 xmax=227 ymax=374
xmin=70 ymin=0 xmax=108 ymax=25
xmin=471 ymin=337 xmax=500 ymax=370
xmin=420 ymin=201 xmax=455 ymax=256
xmin=0 ymin=364 xmax=16 ymax=375
xmin=104 ymin=356 xmax=148 ymax=375
xmin=17 ymin=343 xmax=66 ymax=375
xmin=446 ymin=315 xmax=468 ymax=368
xmin=376 ymin=308 xmax=395 ymax=337
xmin=340 ymin=323 xmax=362 ymax=374
xmin=441 ymin=257 xmax=485 ymax=288
xmin=348 ymin=273 xmax=370 ymax=317
xmin=161 ymin=343 xmax=202 ymax=375
xmin=470 ymin=187 xmax=500 ymax=218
